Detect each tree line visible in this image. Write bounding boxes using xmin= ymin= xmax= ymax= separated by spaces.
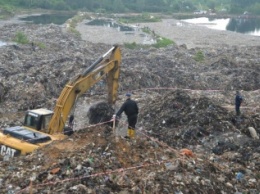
xmin=1 ymin=0 xmax=260 ymax=15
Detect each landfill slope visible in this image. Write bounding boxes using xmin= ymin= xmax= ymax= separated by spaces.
xmin=0 ymin=20 xmax=259 ymax=194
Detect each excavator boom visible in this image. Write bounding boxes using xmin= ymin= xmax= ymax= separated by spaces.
xmin=0 ymin=46 xmax=121 ymax=157
xmin=48 ymin=45 xmax=121 ymax=134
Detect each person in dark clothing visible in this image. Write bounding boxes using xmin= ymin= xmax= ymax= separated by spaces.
xmin=116 ymin=93 xmax=139 ymax=138
xmin=69 ymin=115 xmax=74 ymax=128
xmin=235 ymin=91 xmax=243 ymax=116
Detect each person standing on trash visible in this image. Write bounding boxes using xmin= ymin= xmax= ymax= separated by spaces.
xmin=116 ymin=93 xmax=139 ymax=139
xmin=235 ymin=91 xmax=243 ymax=116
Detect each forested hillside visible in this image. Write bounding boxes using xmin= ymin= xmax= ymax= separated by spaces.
xmin=0 ymin=0 xmax=260 ymax=14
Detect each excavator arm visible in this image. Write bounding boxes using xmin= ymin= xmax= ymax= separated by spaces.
xmin=47 ymin=45 xmax=121 ymax=135
xmin=0 ymin=46 xmax=121 ymax=157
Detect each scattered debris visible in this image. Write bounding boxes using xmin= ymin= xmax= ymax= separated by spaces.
xmin=0 ymin=19 xmax=259 ymax=193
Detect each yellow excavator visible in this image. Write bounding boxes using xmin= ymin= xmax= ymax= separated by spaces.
xmin=0 ymin=45 xmax=121 ymax=157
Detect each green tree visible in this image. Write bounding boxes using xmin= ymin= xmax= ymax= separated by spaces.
xmin=230 ymin=0 xmax=259 ymax=13
xmin=249 ymin=3 xmax=260 ymax=14
xmin=0 ymin=0 xmax=259 ymax=15
xmin=112 ymin=0 xmax=125 ymax=12
xmin=207 ymin=0 xmax=216 ymax=10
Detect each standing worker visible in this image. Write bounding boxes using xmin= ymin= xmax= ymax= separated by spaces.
xmin=235 ymin=91 xmax=243 ymax=116
xmin=116 ymin=93 xmax=139 ymax=138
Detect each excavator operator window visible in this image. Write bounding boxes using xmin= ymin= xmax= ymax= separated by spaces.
xmin=24 ymin=113 xmax=39 ymax=130
xmin=41 ymin=114 xmax=52 ymax=132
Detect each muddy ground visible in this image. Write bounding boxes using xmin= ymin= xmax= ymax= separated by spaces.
xmin=0 ymin=13 xmax=259 ymax=193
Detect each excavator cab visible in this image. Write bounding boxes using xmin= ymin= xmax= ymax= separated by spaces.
xmin=23 ymin=109 xmax=53 ymax=132
xmin=0 ymin=108 xmax=69 ymax=157
xmin=1 ymin=109 xmax=54 ymax=157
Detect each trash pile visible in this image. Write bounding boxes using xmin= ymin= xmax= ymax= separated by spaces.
xmin=140 ymin=90 xmax=260 ymax=147
xmin=0 ymin=22 xmax=259 ymax=193
xmin=140 ymin=90 xmax=260 ymax=185
xmin=0 ymin=107 xmax=259 ymax=193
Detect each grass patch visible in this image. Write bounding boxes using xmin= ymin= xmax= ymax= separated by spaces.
xmin=124 ymin=42 xmax=138 ymax=49
xmin=35 ymin=42 xmax=46 ymax=49
xmin=124 ymin=42 xmax=150 ymax=50
xmin=0 ymin=5 xmax=15 ymax=19
xmin=13 ymin=32 xmax=46 ymax=48
xmin=68 ymin=27 xmax=81 ymax=37
xmin=119 ymin=13 xmax=161 ymax=23
xmin=142 ymin=27 xmax=152 ymax=34
xmin=194 ymin=51 xmax=205 ymax=62
xmin=141 ymin=26 xmax=174 ymax=48
xmin=1 ymin=5 xmax=15 ymax=14
xmin=66 ymin=12 xmax=91 ymax=38
xmin=13 ymin=32 xmax=29 ymax=44
xmin=124 ymin=42 xmax=143 ymax=49
xmin=152 ymin=37 xmax=174 ymax=48
xmin=124 ymin=38 xmax=174 ymax=49
xmin=69 ymin=14 xmax=89 ymax=28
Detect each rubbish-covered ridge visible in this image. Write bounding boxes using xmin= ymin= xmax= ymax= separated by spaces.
xmin=0 ymin=23 xmax=259 ymax=193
